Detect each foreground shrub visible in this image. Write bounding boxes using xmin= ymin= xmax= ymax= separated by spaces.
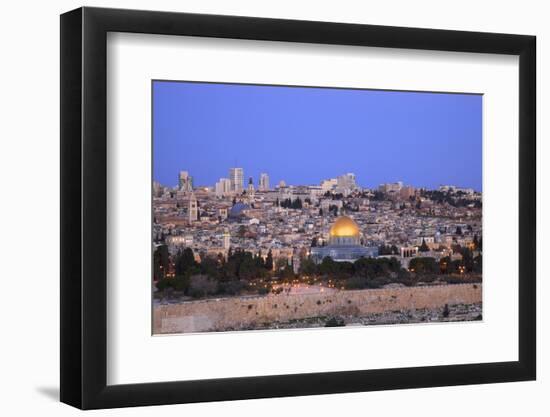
xmin=218 ymin=280 xmax=246 ymax=296
xmin=258 ymin=287 xmax=270 ymax=295
xmin=366 ymin=277 xmax=390 ymax=289
xmin=408 ymin=257 xmax=438 ymax=274
xmin=188 ymin=275 xmax=218 ymax=298
xmin=172 ymin=275 xmax=190 ymax=292
xmin=344 ymin=276 xmax=368 ymax=290
xmin=155 ymin=278 xmax=173 ymax=292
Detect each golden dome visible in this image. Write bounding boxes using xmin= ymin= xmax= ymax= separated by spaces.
xmin=329 ymin=216 xmax=360 ymax=238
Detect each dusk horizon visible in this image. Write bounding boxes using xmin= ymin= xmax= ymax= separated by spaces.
xmin=153 ymin=81 xmax=482 ymax=191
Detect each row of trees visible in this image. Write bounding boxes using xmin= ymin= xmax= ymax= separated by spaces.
xmin=409 ymin=252 xmax=482 ymax=275
xmin=298 ymin=256 xmax=402 ymax=280
xmin=300 ymin=256 xmax=410 ymax=290
xmin=278 ymin=197 xmax=303 ymax=209
xmin=189 ymin=247 xmax=276 ymax=280
xmin=155 ymin=247 xmax=276 ymax=296
xmin=301 ymin=252 xmax=481 ymax=281
xmin=155 ymin=244 xmax=482 ymax=298
xmin=312 ymin=254 xmax=481 ymax=290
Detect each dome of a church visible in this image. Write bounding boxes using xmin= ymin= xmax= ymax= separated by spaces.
xmin=329 ymin=216 xmax=360 ymax=238
xmin=229 ymin=202 xmax=250 ymax=218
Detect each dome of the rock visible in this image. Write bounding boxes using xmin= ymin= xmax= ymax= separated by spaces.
xmin=329 ymin=216 xmax=360 ymax=238
xmin=311 ymin=215 xmax=377 ymax=263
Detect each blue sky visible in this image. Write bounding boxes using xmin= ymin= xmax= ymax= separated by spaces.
xmin=153 ymin=81 xmax=482 ymax=191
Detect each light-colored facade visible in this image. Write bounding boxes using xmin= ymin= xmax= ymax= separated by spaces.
xmin=259 ymin=173 xmax=270 ymax=191
xmin=229 ymin=168 xmax=244 ymax=193
xmin=400 ymin=246 xmax=419 ymax=258
xmin=320 ymin=178 xmax=337 ymax=193
xmin=188 ymin=193 xmax=198 ymax=222
xmin=399 ymin=185 xmax=416 ymax=199
xmin=379 ymin=181 xmax=403 ymax=194
xmin=336 ymin=173 xmax=357 ymax=195
xmin=215 ymin=178 xmax=232 ymax=197
xmin=178 ymin=170 xmax=193 ymax=192
xmin=218 ymin=207 xmax=228 ymax=221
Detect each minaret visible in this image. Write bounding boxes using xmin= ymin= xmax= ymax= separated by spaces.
xmin=188 ymin=193 xmax=198 ymax=222
xmin=223 ymin=228 xmax=231 ymax=250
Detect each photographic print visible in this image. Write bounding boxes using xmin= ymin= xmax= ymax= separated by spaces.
xmin=152 ymin=81 xmax=483 ymax=335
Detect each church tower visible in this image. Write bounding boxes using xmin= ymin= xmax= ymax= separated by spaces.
xmin=247 ymin=177 xmax=255 ymax=194
xmin=188 ymin=193 xmax=198 ymax=222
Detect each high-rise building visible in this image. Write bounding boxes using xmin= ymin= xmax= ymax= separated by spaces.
xmin=178 ymin=171 xmax=193 ymax=192
xmin=259 ymin=173 xmax=270 ymax=191
xmin=336 ymin=173 xmax=357 ymax=195
xmin=321 ymin=178 xmax=338 ymax=193
xmin=215 ymin=178 xmax=232 ymax=197
xmin=188 ymin=193 xmax=198 ymax=222
xmin=229 ymin=168 xmax=244 ymax=193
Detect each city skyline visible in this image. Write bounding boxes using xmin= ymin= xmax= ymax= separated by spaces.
xmin=155 ymin=166 xmax=477 ymax=192
xmin=153 ymin=81 xmax=482 ymax=191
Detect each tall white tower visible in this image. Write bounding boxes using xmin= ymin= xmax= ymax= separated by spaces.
xmin=223 ymin=228 xmax=231 ymax=250
xmin=188 ymin=193 xmax=198 ymax=222
xmin=259 ymin=173 xmax=270 ymax=191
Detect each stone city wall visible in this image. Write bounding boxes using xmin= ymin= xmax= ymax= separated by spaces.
xmin=153 ymin=283 xmax=482 ymax=334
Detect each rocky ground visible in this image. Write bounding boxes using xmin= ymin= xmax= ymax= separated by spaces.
xmin=230 ymin=303 xmax=482 ymax=331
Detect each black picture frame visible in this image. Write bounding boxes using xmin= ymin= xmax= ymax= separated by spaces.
xmin=60 ymin=6 xmax=536 ymax=410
